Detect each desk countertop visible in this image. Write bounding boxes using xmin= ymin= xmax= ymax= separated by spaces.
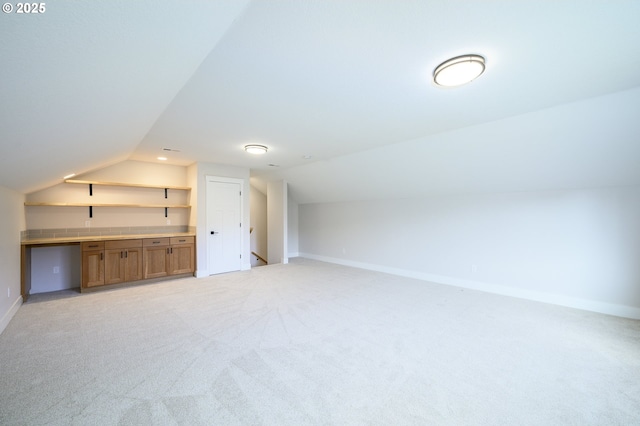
xmin=21 ymin=233 xmax=196 ymax=246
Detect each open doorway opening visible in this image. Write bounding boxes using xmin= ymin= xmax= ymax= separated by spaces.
xmin=250 ymin=185 xmax=268 ymax=267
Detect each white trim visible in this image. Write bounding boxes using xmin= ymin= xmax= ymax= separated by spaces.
xmin=288 ymin=252 xmax=300 ymax=258
xmin=0 ymin=296 xmax=23 ymax=335
xmin=298 ymin=253 xmax=640 ymax=320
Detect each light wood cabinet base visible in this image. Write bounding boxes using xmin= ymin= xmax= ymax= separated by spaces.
xmin=81 ymin=236 xmax=195 ymax=292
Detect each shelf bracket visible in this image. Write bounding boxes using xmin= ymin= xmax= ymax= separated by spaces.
xmin=89 ymin=183 xmax=93 ymax=196
xmin=164 ymin=188 xmax=168 ymax=199
xmin=165 ymin=207 xmax=168 ymax=218
xmin=89 ymin=206 xmax=93 ymax=218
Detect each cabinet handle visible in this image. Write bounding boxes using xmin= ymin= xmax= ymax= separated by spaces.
xmin=152 ymin=241 xmax=160 ymax=244
xmin=100 ymin=253 xmax=103 ymax=260
xmin=125 ymin=250 xmax=128 ymax=258
xmin=88 ymin=244 xmax=99 ymax=248
xmin=178 ymin=239 xmax=185 ymax=242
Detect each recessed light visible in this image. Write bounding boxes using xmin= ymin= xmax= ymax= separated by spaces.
xmin=302 ymin=155 xmax=313 ymax=159
xmin=245 ymin=144 xmax=268 ymax=155
xmin=63 ymin=173 xmax=76 ymax=179
xmin=157 ymin=157 xmax=167 ymax=161
xmin=163 ymin=148 xmax=181 ymax=152
xmin=433 ymin=54 xmax=485 ymax=87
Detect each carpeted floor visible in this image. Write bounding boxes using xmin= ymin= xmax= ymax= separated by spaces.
xmin=1 ymin=258 xmax=639 ymax=425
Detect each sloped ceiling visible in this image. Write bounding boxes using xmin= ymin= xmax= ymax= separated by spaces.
xmin=0 ymin=0 xmax=250 ymax=193
xmin=2 ymin=1 xmax=640 ymax=201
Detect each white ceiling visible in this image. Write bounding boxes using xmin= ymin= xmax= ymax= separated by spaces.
xmin=2 ymin=1 xmax=640 ymax=202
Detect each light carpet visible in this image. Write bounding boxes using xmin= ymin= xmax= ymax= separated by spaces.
xmin=1 ymin=258 xmax=639 ymax=425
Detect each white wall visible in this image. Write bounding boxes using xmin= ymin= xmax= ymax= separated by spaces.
xmin=187 ymin=163 xmax=198 ymax=230
xmin=299 ymin=186 xmax=640 ymax=318
xmin=30 ymin=246 xmax=80 ymax=293
xmin=267 ymin=180 xmax=288 ymax=265
xmin=193 ymin=162 xmax=251 ymax=276
xmin=0 ymin=186 xmax=25 ymax=334
xmin=250 ymin=186 xmax=268 ymax=266
xmin=75 ymin=160 xmax=188 ymax=187
xmin=288 ymin=190 xmax=299 ymax=257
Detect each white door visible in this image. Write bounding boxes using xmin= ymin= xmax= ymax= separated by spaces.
xmin=207 ymin=178 xmax=242 ymax=275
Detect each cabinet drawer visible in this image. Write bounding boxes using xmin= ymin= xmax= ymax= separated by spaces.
xmin=105 ymin=239 xmax=142 ymax=250
xmin=81 ymin=241 xmax=104 ymax=251
xmin=170 ymin=236 xmax=194 ymax=245
xmin=143 ymin=237 xmax=170 ymax=247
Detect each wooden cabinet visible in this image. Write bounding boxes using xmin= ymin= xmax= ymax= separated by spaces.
xmin=105 ymin=240 xmax=143 ymax=285
xmin=81 ymin=242 xmax=105 ymax=288
xmin=143 ymin=236 xmax=195 ymax=279
xmin=81 ymin=235 xmax=194 ymax=291
xmin=143 ymin=238 xmax=170 ymax=279
xmin=169 ymin=236 xmax=195 ymax=275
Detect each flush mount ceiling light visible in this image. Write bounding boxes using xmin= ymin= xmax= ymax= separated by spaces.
xmin=244 ymin=144 xmax=268 ymax=155
xmin=157 ymin=156 xmax=167 ymax=161
xmin=433 ymin=54 xmax=485 ymax=87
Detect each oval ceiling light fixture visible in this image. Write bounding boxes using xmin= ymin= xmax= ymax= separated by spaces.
xmin=433 ymin=54 xmax=485 ymax=87
xmin=244 ymin=144 xmax=268 ymax=155
xmin=157 ymin=156 xmax=167 ymax=161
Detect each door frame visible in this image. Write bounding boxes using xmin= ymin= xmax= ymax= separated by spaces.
xmin=205 ymin=175 xmax=245 ymax=275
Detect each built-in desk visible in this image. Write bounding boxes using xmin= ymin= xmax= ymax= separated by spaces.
xmin=21 ymin=233 xmax=195 ymax=300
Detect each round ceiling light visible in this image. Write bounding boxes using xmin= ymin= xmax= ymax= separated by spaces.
xmin=433 ymin=54 xmax=485 ymax=87
xmin=244 ymin=144 xmax=268 ymax=155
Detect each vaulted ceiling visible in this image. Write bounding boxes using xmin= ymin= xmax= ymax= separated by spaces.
xmin=2 ymin=1 xmax=640 ymax=202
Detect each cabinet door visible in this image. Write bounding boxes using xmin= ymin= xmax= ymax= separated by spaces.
xmin=105 ymin=249 xmax=125 ymax=285
xmin=82 ymin=250 xmax=104 ymax=288
xmin=125 ymin=247 xmax=143 ymax=281
xmin=105 ymin=240 xmax=143 ymax=284
xmin=169 ymin=244 xmax=195 ymax=275
xmin=144 ymin=245 xmax=169 ymax=279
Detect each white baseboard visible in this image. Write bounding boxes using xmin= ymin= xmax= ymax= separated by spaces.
xmin=197 ymin=264 xmax=251 ymax=275
xmin=0 ymin=295 xmax=23 ymax=336
xmin=298 ymin=253 xmax=640 ymax=320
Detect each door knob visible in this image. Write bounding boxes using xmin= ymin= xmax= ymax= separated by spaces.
xmin=210 ymin=231 xmax=219 ymax=235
